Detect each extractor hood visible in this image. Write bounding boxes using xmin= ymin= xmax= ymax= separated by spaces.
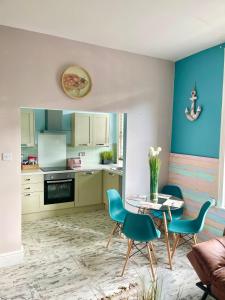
xmin=45 ymin=110 xmax=63 ymax=131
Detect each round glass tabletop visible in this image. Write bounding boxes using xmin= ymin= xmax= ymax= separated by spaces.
xmin=126 ymin=194 xmax=184 ymax=212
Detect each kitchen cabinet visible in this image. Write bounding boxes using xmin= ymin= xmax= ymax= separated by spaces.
xmin=21 ymin=109 xmax=35 ymax=147
xmin=22 ymin=192 xmax=43 ymax=214
xmin=103 ymin=170 xmax=122 ymax=206
xmin=72 ymin=113 xmax=91 ymax=146
xmin=75 ymin=171 xmax=102 ymax=206
xmin=92 ymin=114 xmax=109 ymax=146
xmin=72 ymin=113 xmax=109 ymax=147
xmin=21 ymin=174 xmax=44 ymax=214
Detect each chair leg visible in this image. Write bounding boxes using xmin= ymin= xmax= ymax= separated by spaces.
xmin=106 ymin=222 xmax=118 ymax=248
xmin=193 ymin=234 xmax=198 ymax=245
xmin=171 ymin=234 xmax=180 ymax=259
xmin=121 ymin=239 xmax=133 ymax=276
xmin=147 ymin=243 xmax=156 ymax=281
xmin=163 ymin=212 xmax=173 ymax=270
xmin=149 ymin=242 xmax=157 ymax=264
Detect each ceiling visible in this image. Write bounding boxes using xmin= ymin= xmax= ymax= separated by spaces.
xmin=0 ymin=0 xmax=225 ymax=61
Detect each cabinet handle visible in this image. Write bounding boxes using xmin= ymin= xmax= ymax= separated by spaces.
xmin=85 ymin=171 xmax=94 ymax=175
xmin=108 ymin=172 xmax=115 ymax=176
xmin=25 ymin=193 xmax=31 ymax=196
xmin=25 ymin=178 xmax=31 ymax=181
xmin=79 ymin=143 xmax=88 ymax=146
xmin=96 ymin=143 xmax=105 ymax=146
xmin=25 ymin=187 xmax=31 ymax=190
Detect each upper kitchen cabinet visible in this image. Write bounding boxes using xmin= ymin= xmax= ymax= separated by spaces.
xmin=21 ymin=109 xmax=35 ymax=147
xmin=72 ymin=113 xmax=109 ymax=147
xmin=72 ymin=113 xmax=91 ymax=146
xmin=92 ymin=114 xmax=109 ymax=146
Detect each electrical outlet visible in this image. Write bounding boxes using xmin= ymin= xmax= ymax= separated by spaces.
xmin=78 ymin=152 xmax=86 ymax=157
xmin=2 ymin=152 xmax=13 ymax=161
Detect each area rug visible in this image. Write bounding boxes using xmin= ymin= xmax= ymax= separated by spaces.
xmin=0 ymin=210 xmax=211 ymax=300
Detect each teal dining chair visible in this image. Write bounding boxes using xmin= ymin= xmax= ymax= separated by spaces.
xmin=169 ymin=200 xmax=213 ymax=260
xmin=121 ymin=212 xmax=161 ymax=280
xmin=106 ymin=189 xmax=127 ymax=248
xmin=150 ymin=185 xmax=184 ymax=221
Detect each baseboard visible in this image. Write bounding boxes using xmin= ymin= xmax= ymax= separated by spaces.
xmin=0 ymin=246 xmax=24 ymax=268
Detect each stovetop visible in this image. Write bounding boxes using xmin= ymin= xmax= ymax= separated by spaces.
xmin=41 ymin=167 xmax=70 ymax=172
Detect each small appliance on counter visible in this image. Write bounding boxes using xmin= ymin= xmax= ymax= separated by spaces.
xmin=67 ymin=157 xmax=82 ymax=169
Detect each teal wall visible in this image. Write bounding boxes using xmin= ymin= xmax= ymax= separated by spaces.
xmin=171 ymin=45 xmax=224 ymax=158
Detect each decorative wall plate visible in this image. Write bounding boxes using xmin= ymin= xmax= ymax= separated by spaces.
xmin=62 ymin=65 xmax=92 ymax=99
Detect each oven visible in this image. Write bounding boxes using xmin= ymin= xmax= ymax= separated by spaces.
xmin=44 ymin=172 xmax=74 ymax=205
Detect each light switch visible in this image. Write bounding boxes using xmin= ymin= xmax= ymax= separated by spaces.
xmin=2 ymin=152 xmax=13 ymax=161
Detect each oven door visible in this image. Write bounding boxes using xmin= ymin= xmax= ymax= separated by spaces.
xmin=44 ymin=178 xmax=74 ymax=205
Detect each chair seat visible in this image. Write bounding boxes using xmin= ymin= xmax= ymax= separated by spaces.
xmin=168 ymin=219 xmax=198 ymax=234
xmin=150 ymin=207 xmax=183 ymax=221
xmin=112 ymin=209 xmax=127 ymax=224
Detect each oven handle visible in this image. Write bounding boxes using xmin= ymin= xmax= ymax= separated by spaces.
xmin=46 ymin=179 xmax=73 ymax=184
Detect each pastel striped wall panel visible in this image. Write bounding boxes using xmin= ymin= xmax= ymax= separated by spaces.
xmin=168 ymin=153 xmax=225 ymax=240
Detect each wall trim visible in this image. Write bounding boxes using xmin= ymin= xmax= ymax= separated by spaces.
xmin=218 ymin=49 xmax=225 ymax=208
xmin=0 ymin=247 xmax=24 ymax=268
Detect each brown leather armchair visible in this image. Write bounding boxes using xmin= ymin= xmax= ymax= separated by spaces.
xmin=187 ymin=236 xmax=225 ymax=300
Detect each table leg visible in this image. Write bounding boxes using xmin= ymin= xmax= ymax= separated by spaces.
xmin=163 ymin=211 xmax=172 ymax=270
xmin=167 ymin=207 xmax=176 ymax=242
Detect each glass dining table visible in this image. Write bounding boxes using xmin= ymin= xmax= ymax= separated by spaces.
xmin=126 ymin=194 xmax=184 ymax=270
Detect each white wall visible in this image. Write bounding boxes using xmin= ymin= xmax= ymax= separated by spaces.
xmin=0 ymin=25 xmax=174 ymax=255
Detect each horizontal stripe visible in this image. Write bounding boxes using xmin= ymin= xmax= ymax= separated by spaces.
xmin=169 ymin=176 xmax=217 ymax=196
xmin=169 ymin=166 xmax=215 ymax=182
xmin=170 ymin=153 xmax=218 ymax=165
xmin=169 ymin=159 xmax=218 ymax=171
xmin=170 ymin=162 xmax=217 ymax=175
xmin=204 ymin=225 xmax=223 ymax=236
xmin=182 ymin=188 xmax=211 ymax=202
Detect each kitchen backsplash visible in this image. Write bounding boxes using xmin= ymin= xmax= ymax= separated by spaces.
xmin=66 ymin=145 xmax=114 ymax=165
xmin=22 ymin=144 xmax=116 ymax=165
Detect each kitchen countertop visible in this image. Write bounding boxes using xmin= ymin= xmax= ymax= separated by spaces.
xmin=21 ymin=163 xmax=123 ymax=176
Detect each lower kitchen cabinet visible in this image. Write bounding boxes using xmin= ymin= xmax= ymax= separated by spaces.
xmin=21 ymin=174 xmax=44 ymax=214
xmin=22 ymin=192 xmax=43 ymax=214
xmin=103 ymin=170 xmax=122 ymax=206
xmin=75 ymin=171 xmax=102 ymax=206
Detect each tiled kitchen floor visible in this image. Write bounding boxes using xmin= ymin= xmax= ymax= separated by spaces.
xmin=0 ymin=210 xmax=208 ymax=299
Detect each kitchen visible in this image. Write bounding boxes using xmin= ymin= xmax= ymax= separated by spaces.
xmin=21 ymin=108 xmax=125 ymax=221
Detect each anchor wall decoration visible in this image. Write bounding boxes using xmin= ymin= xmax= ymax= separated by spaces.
xmin=185 ymin=86 xmax=202 ymax=121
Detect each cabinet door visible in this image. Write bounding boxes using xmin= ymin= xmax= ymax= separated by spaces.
xmin=103 ymin=171 xmax=121 ymax=205
xmin=92 ymin=114 xmax=109 ymax=146
xmin=21 ymin=109 xmax=35 ymax=146
xmin=22 ymin=191 xmax=43 ymax=214
xmin=72 ymin=113 xmax=91 ymax=146
xmin=76 ymin=171 xmax=102 ymax=207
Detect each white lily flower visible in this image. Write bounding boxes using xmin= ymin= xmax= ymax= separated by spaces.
xmin=149 ymin=146 xmax=162 ymax=157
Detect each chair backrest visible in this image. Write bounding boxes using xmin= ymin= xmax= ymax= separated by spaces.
xmin=106 ymin=189 xmax=124 ymax=220
xmin=161 ymin=185 xmax=183 ymax=199
xmin=195 ymin=200 xmax=213 ymax=232
xmin=122 ymin=212 xmax=159 ymax=242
